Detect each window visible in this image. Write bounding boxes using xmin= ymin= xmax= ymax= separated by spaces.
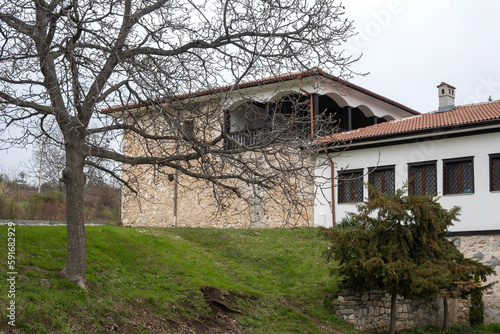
xmin=183 ymin=120 xmax=195 ymax=140
xmin=443 ymin=157 xmax=474 ymax=194
xmin=368 ymin=165 xmax=395 ymax=196
xmin=408 ymin=161 xmax=437 ymax=196
xmin=338 ymin=169 xmax=364 ymax=203
xmin=490 ymin=154 xmax=500 ymax=192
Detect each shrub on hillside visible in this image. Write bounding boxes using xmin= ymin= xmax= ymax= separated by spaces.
xmin=469 ymin=276 xmax=485 ymax=325
xmin=27 ymin=190 xmax=66 ymax=221
xmin=335 ymin=215 xmax=360 ymax=229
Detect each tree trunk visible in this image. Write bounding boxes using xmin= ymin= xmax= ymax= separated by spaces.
xmin=389 ymin=292 xmax=398 ymax=334
xmin=443 ymin=296 xmax=449 ymax=331
xmin=59 ymin=143 xmax=87 ymax=289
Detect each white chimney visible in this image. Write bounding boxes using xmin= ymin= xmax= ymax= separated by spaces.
xmin=437 ymin=82 xmax=456 ymax=112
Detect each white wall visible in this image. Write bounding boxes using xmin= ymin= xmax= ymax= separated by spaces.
xmin=314 ymin=131 xmax=500 ymax=232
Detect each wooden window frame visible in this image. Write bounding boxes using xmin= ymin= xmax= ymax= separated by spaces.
xmin=490 ymin=153 xmax=500 ymax=192
xmin=368 ymin=165 xmax=396 ymax=196
xmin=338 ymin=168 xmax=364 ymax=203
xmin=408 ymin=160 xmax=437 ymax=196
xmin=443 ymin=156 xmax=474 ymax=195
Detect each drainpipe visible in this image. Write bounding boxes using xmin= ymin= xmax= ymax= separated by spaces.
xmin=173 ymin=130 xmax=180 ymax=227
xmin=298 ymin=75 xmax=314 ymax=138
xmin=323 ymin=144 xmax=336 ymax=227
xmin=173 ymin=169 xmax=178 ymax=227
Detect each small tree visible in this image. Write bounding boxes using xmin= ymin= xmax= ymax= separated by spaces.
xmin=323 ymin=187 xmax=461 ymax=334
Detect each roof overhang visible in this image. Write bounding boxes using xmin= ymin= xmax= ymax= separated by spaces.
xmin=101 ymin=68 xmax=420 ymax=116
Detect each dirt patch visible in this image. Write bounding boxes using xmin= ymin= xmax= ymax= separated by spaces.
xmin=97 ymin=287 xmax=252 ymax=334
xmin=0 ymin=286 xmax=254 ymax=333
xmin=196 ymin=286 xmax=250 ymax=334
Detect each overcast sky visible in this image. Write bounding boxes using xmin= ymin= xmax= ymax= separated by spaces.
xmin=2 ymin=0 xmax=500 ymax=173
xmin=344 ymin=0 xmax=500 ymax=112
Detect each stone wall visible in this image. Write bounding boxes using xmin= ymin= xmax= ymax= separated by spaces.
xmin=121 ymin=136 xmax=315 ymax=229
xmin=119 ymin=104 xmax=317 ymax=229
xmin=452 ymin=233 xmax=500 ymax=323
xmin=121 ymin=168 xmax=314 ymax=229
xmin=333 ymin=290 xmax=470 ymax=332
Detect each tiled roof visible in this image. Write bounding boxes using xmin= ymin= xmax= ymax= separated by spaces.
xmin=102 ymin=68 xmax=419 ymax=115
xmin=321 ymin=99 xmax=500 ymax=144
xmin=437 ymin=82 xmax=456 ymax=89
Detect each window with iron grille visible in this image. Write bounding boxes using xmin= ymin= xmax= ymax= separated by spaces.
xmin=443 ymin=157 xmax=474 ymax=195
xmin=408 ymin=161 xmax=437 ymax=196
xmin=338 ymin=169 xmax=364 ymax=203
xmin=368 ymin=165 xmax=395 ymax=196
xmin=490 ymin=154 xmax=500 ymax=192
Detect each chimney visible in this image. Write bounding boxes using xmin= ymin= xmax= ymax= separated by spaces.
xmin=437 ymin=82 xmax=456 ymax=112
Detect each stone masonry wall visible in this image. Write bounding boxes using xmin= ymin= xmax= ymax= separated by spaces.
xmin=334 ymin=290 xmax=470 ymax=332
xmin=121 ymin=131 xmax=315 ymax=229
xmin=453 ymin=234 xmax=500 ymax=323
xmin=121 ymin=167 xmax=314 ymax=229
xmin=120 ymin=105 xmax=316 ymax=229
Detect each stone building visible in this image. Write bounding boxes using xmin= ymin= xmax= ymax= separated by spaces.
xmin=116 ymin=68 xmax=418 ymax=228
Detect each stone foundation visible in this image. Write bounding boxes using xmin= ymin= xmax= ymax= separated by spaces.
xmin=333 ymin=290 xmax=470 ymax=332
xmin=452 ymin=233 xmax=500 ymax=323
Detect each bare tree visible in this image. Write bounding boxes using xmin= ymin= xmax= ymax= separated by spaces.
xmin=0 ymin=0 xmax=357 ymax=288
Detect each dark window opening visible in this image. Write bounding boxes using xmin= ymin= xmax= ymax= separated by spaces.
xmin=316 ymin=95 xmax=344 ymax=135
xmin=225 ymin=94 xmax=310 ymax=149
xmin=351 ymin=107 xmax=373 ymax=130
xmin=408 ymin=161 xmax=437 ymax=196
xmin=368 ymin=166 xmax=395 ymax=196
xmin=490 ymin=154 xmax=500 ymax=192
xmin=338 ymin=169 xmax=364 ymax=203
xmin=226 ymin=93 xmax=385 ymax=148
xmin=443 ymin=157 xmax=474 ymax=194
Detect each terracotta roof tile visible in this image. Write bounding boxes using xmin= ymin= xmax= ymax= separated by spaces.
xmin=321 ymin=99 xmax=500 ymax=144
xmin=102 ymin=68 xmax=419 ymax=115
xmin=437 ymin=82 xmax=456 ymax=89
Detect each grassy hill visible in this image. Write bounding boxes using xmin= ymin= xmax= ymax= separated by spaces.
xmin=2 ymin=225 xmax=499 ymax=334
xmin=0 ymin=225 xmax=355 ymax=334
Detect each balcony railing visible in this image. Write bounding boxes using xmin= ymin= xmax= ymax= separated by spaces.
xmin=225 ymin=123 xmax=345 ymax=149
xmin=226 ymin=128 xmax=262 ymax=150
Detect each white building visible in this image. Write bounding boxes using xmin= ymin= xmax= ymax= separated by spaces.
xmin=314 ymin=82 xmax=500 ymax=232
xmin=314 ymin=82 xmax=500 ymax=322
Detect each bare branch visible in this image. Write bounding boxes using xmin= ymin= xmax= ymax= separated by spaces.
xmin=0 ymin=13 xmax=35 ymax=36
xmin=85 ymin=160 xmax=137 ymax=195
xmin=0 ymin=91 xmax=52 ymax=114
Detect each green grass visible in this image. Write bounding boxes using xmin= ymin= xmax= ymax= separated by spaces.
xmin=1 ymin=226 xmax=498 ymax=334
xmin=0 ymin=225 xmax=353 ymax=333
